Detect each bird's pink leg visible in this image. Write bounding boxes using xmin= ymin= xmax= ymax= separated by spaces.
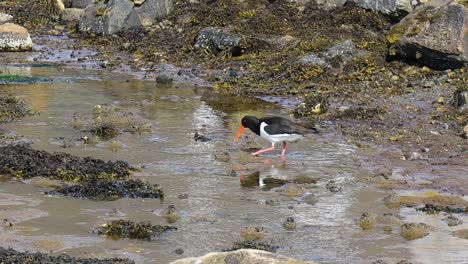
xmin=281 ymin=142 xmax=287 ymax=157
xmin=251 ymin=143 xmax=275 ymax=156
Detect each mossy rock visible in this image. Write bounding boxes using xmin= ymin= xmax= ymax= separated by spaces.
xmin=93 ymin=219 xmax=176 ymax=240
xmin=225 ymin=241 xmax=278 ymax=253
xmin=400 ymin=223 xmax=429 ymax=240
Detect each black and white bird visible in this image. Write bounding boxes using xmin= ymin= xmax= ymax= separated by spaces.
xmin=234 ymin=115 xmax=318 ymax=157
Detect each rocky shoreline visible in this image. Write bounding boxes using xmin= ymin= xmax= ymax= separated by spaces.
xmin=0 ymin=0 xmax=467 ymax=263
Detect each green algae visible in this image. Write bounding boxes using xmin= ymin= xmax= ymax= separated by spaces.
xmin=0 ymin=74 xmax=44 ymax=84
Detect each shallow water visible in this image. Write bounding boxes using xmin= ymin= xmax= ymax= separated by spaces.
xmin=1 ymin=64 xmax=467 ymax=263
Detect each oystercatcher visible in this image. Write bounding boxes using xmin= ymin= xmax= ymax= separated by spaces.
xmin=234 ymin=115 xmax=318 ymax=157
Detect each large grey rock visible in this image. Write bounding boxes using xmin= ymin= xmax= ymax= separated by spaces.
xmin=170 ymin=249 xmax=316 ymax=264
xmin=388 ymin=3 xmax=468 ymax=70
xmin=300 ymin=39 xmax=367 ymax=68
xmin=0 ymin=13 xmax=13 ymax=24
xmin=0 ymin=23 xmax=33 ymax=51
xmin=80 ymin=0 xmax=133 ymax=35
xmin=194 ymin=27 xmax=242 ymax=56
xmin=126 ymin=0 xmax=173 ymax=27
xmin=346 ymin=0 xmax=412 ymax=20
xmin=79 ymin=0 xmax=173 ymax=35
xmin=72 ymin=0 xmax=92 ymax=8
xmin=62 ymin=8 xmax=84 ymax=22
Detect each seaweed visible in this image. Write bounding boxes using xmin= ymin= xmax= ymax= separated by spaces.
xmin=47 ymin=179 xmax=164 ymax=200
xmin=93 ymin=219 xmax=176 ymax=240
xmin=0 ymin=145 xmax=133 ymax=182
xmin=0 ymin=96 xmax=31 ymax=123
xmin=0 ymin=247 xmax=133 ymax=264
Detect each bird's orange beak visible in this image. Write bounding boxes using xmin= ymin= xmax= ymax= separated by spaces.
xmin=234 ymin=125 xmax=245 ymax=142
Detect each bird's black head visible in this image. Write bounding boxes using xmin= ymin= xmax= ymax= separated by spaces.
xmin=241 ymin=115 xmax=260 ymax=135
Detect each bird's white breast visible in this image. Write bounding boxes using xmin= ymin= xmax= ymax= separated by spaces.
xmin=260 ymin=122 xmax=303 ymax=143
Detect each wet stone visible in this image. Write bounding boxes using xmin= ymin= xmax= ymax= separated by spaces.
xmin=359 ymin=212 xmax=377 ymax=230
xmin=0 ymin=145 xmax=133 ymax=182
xmin=162 ymin=205 xmax=180 ymax=223
xmin=47 ymin=179 xmax=163 ymax=200
xmin=326 ymin=180 xmax=341 ymax=192
xmin=155 ymin=75 xmax=173 ymax=85
xmin=174 ymin=248 xmax=184 ymax=255
xmin=214 ymin=151 xmax=230 ymax=162
xmin=93 ymin=219 xmax=176 ymax=240
xmin=282 ymin=217 xmax=296 ymax=231
xmin=0 ymin=247 xmax=134 ymax=264
xmin=90 ymin=122 xmax=119 ymax=139
xmin=194 ymin=132 xmax=210 ymax=142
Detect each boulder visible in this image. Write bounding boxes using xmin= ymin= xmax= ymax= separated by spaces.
xmin=72 ymin=0 xmax=92 ymax=8
xmin=79 ymin=0 xmax=173 ymax=35
xmin=0 ymin=23 xmax=33 ymax=51
xmin=62 ymin=8 xmax=84 ymax=22
xmin=194 ymin=27 xmax=242 ymax=56
xmin=300 ymin=39 xmax=367 ymax=68
xmin=346 ymin=0 xmax=413 ymax=20
xmin=169 ymin=249 xmax=316 ymax=264
xmin=387 ymin=3 xmax=468 ymax=70
xmin=126 ymin=0 xmax=173 ymax=28
xmin=0 ymin=13 xmax=13 ymax=24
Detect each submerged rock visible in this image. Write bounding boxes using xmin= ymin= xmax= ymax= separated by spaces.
xmin=162 ymin=205 xmax=180 ymax=223
xmin=0 ymin=247 xmax=134 ymax=264
xmin=452 ymin=229 xmax=468 ymax=240
xmin=387 ymin=4 xmax=468 ymax=70
xmin=283 ymin=217 xmax=297 ymax=231
xmin=359 ymin=212 xmax=377 ymax=230
xmin=93 ymin=219 xmax=176 ymax=240
xmin=443 ymin=215 xmax=463 ymax=227
xmin=0 ymin=145 xmax=133 ymax=182
xmin=240 ymin=226 xmax=266 ymax=242
xmin=48 ymin=179 xmax=163 ymax=200
xmin=400 ymin=222 xmax=430 ymax=240
xmin=0 ymin=23 xmax=33 ymax=51
xmin=170 ymin=249 xmax=315 ymax=264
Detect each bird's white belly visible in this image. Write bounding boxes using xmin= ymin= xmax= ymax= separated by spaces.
xmin=260 ymin=122 xmax=303 ymax=143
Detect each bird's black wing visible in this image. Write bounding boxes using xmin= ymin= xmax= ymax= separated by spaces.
xmin=261 ymin=116 xmax=306 ymax=135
